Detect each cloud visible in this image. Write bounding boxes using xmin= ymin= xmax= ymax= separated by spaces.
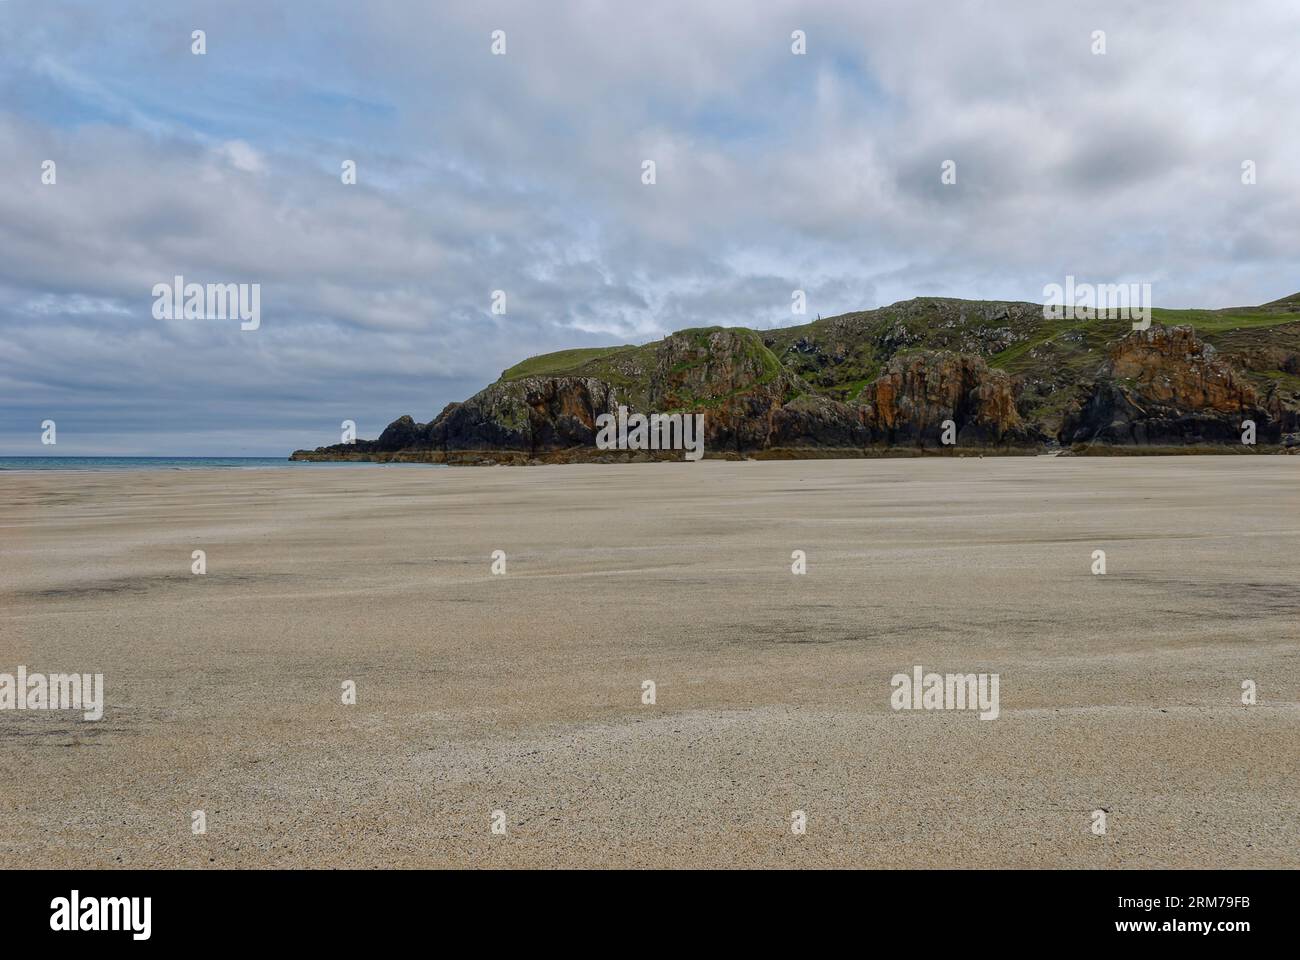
xmin=1 ymin=0 xmax=1299 ymax=453
xmin=214 ymin=139 xmax=265 ymax=174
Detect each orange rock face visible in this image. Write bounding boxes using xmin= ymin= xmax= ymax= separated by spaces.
xmin=857 ymin=352 xmax=1026 ymax=444
xmin=1104 ymin=326 xmax=1260 ymax=412
xmin=1061 ymin=325 xmax=1279 ymax=446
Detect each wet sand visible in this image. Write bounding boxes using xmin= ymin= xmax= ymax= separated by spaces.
xmin=1 ymin=456 xmax=1296 ymax=868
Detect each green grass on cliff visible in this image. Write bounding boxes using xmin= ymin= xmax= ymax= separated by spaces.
xmin=985 ymin=316 xmax=1107 ymax=372
xmin=501 ymin=345 xmax=635 ymax=381
xmin=1149 ymin=307 xmax=1300 ymax=334
xmin=501 ymin=303 xmax=1300 ymax=385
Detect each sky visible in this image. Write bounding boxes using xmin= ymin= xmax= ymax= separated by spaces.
xmin=2 ymin=0 xmax=1298 ymax=455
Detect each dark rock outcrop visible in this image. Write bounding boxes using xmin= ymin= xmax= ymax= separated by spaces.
xmin=420 ymin=376 xmax=619 ymax=453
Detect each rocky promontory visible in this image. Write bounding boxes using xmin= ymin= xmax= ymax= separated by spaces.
xmin=292 ymin=295 xmax=1300 ymax=464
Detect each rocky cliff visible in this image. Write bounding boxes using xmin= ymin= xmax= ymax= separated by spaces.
xmin=292 ymin=295 xmax=1300 ymax=463
xmin=1060 ymin=325 xmax=1291 ymax=446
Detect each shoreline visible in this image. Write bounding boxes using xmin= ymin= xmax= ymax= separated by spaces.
xmin=2 ymin=442 xmax=1294 ymax=474
xmin=288 ymin=443 xmax=1297 ymax=465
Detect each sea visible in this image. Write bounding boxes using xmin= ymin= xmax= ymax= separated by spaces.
xmin=0 ymin=457 xmax=443 ymax=471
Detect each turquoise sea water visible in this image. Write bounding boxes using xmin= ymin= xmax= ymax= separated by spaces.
xmin=0 ymin=457 xmax=442 ymax=471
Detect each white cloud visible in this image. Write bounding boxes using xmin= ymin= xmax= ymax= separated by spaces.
xmin=2 ymin=0 xmax=1298 ymax=453
xmin=215 ymin=139 xmax=265 ymax=174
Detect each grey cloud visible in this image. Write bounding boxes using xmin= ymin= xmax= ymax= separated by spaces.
xmin=2 ymin=0 xmax=1298 ymax=453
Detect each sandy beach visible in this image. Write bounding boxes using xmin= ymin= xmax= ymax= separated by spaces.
xmin=1 ymin=456 xmax=1296 ymax=868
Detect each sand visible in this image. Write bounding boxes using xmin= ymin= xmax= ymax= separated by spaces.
xmin=1 ymin=456 xmax=1296 ymax=868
